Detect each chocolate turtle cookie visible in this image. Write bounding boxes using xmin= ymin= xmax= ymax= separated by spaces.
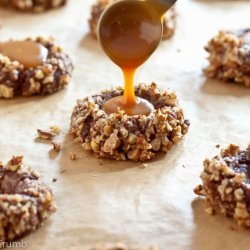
xmin=70 ymin=83 xmax=190 ymax=162
xmin=0 ymin=156 xmax=56 ymax=241
xmin=90 ymin=243 xmax=157 ymax=250
xmin=194 ymin=144 xmax=250 ymax=227
xmin=0 ymin=37 xmax=73 ymax=99
xmin=204 ymin=29 xmax=250 ymax=87
xmin=89 ymin=0 xmax=176 ymax=40
xmin=0 ymin=0 xmax=67 ymax=12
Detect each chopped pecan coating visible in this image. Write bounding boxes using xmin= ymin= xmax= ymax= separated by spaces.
xmin=204 ymin=29 xmax=250 ymax=87
xmin=6 ymin=156 xmax=23 ymax=171
xmin=0 ymin=157 xmax=56 ymax=241
xmin=70 ymin=83 xmax=189 ymax=162
xmin=195 ymin=143 xmax=250 ymax=227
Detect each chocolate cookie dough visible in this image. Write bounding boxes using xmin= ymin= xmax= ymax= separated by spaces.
xmin=204 ymin=29 xmax=250 ymax=87
xmin=194 ymin=144 xmax=250 ymax=227
xmin=70 ymin=83 xmax=190 ymax=162
xmin=90 ymin=243 xmax=157 ymax=250
xmin=89 ymin=0 xmax=176 ymax=40
xmin=0 ymin=156 xmax=56 ymax=241
xmin=0 ymin=0 xmax=67 ymax=12
xmin=0 ymin=37 xmax=73 ymax=99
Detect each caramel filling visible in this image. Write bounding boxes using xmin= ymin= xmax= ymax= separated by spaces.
xmin=103 ymin=96 xmax=154 ymax=116
xmin=0 ymin=40 xmax=48 ymax=68
xmin=98 ymin=0 xmax=174 ymax=116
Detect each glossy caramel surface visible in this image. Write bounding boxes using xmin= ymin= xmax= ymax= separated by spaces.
xmin=102 ymin=95 xmax=154 ymax=116
xmin=98 ymin=0 xmax=163 ymax=69
xmin=0 ymin=40 xmax=48 ymax=68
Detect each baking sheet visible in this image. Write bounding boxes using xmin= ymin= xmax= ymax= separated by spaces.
xmin=0 ymin=0 xmax=250 ymax=249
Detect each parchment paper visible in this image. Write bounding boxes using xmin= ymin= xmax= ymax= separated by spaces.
xmin=0 ymin=0 xmax=250 ymax=249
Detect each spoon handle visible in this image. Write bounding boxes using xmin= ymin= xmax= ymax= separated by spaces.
xmin=161 ymin=0 xmax=177 ymax=4
xmin=151 ymin=0 xmax=177 ymax=15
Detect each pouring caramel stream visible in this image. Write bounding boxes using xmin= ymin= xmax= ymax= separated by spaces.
xmin=98 ymin=0 xmax=176 ymax=116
